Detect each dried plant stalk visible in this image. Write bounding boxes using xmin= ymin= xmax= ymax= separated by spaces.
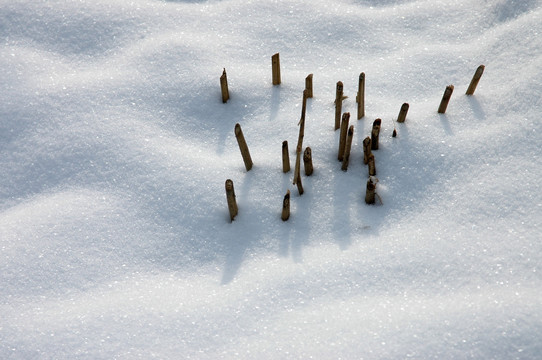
xmin=438 ymin=85 xmax=454 ymax=113
xmin=282 ymin=140 xmax=290 ymax=173
xmin=293 ymin=145 xmax=304 ymax=195
xmin=234 ymin=123 xmax=253 ymax=171
xmin=341 ymin=125 xmax=354 ymax=171
xmin=303 ymin=147 xmax=313 ymax=176
xmin=466 ymin=65 xmax=485 ymax=95
xmin=300 ymin=89 xmax=308 ymax=123
xmin=334 ymin=81 xmax=344 ymax=130
xmin=220 ymin=68 xmax=229 ymax=103
xmin=368 ymin=153 xmax=376 ymax=176
xmin=365 ymin=177 xmax=376 ymax=205
xmin=371 ymin=118 xmax=381 ymax=150
xmin=272 ymin=53 xmax=281 ymax=85
xmin=356 ymin=72 xmax=365 ymax=119
xmin=363 ymin=136 xmax=372 ymax=165
xmin=397 ymin=102 xmax=409 ymax=123
xmin=225 ymin=179 xmax=238 ymax=222
xmin=305 ymin=74 xmax=313 ymax=98
xmin=281 ymin=190 xmax=290 ymax=221
xmin=338 ymin=112 xmax=350 ymax=161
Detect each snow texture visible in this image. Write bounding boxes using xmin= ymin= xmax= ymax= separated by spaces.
xmin=1 ymin=0 xmax=541 ymax=358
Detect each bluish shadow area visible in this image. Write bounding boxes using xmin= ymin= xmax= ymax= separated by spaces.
xmin=352 ymin=0 xmax=415 ymax=7
xmin=490 ymin=0 xmax=539 ymax=24
xmin=438 ymin=113 xmax=453 ymax=136
xmin=466 ymin=95 xmax=487 ymax=121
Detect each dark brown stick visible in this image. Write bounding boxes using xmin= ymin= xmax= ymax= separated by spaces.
xmin=341 ymin=125 xmax=354 ymax=171
xmin=371 ymin=118 xmax=381 ymax=150
xmin=334 ymin=81 xmax=344 ymax=130
xmin=397 ymin=102 xmax=409 ymax=123
xmin=365 ymin=177 xmax=376 ymax=205
xmin=338 ymin=112 xmax=350 ymax=161
xmin=305 ymin=74 xmax=313 ymax=98
xmin=300 ymin=89 xmax=308 ymax=124
xmin=234 ymin=123 xmax=253 ymax=171
xmin=220 ymin=68 xmax=229 ymax=103
xmin=281 ymin=190 xmax=290 ymax=221
xmin=466 ymin=65 xmax=485 ymax=95
xmin=363 ymin=136 xmax=372 ymax=165
xmin=438 ymin=85 xmax=454 ymax=113
xmin=293 ymin=145 xmax=304 ymax=195
xmin=225 ymin=179 xmax=238 ymax=222
xmin=368 ymin=154 xmax=376 ymax=176
xmin=272 ymin=53 xmax=281 ymax=85
xmin=282 ymin=140 xmax=290 ymax=173
xmin=356 ymin=72 xmax=365 ymax=119
xmin=303 ymin=147 xmax=313 ymax=176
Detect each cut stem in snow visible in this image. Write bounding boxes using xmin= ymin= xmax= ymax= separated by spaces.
xmin=235 ymin=123 xmax=253 ymax=171
xmin=293 ymin=145 xmax=304 ymax=195
xmin=220 ymin=68 xmax=229 ymax=103
xmin=371 ymin=118 xmax=381 ymax=150
xmin=365 ymin=177 xmax=377 ymax=205
xmin=272 ymin=53 xmax=281 ymax=85
xmin=363 ymin=136 xmax=372 ymax=165
xmin=282 ymin=140 xmax=290 ymax=173
xmin=438 ymin=85 xmax=454 ymax=113
xmin=334 ymin=81 xmax=344 ymax=130
xmin=303 ymin=146 xmax=313 ymax=176
xmin=397 ymin=102 xmax=409 ymax=123
xmin=368 ymin=153 xmax=376 ymax=176
xmin=305 ymin=74 xmax=313 ymax=98
xmin=281 ymin=190 xmax=290 ymax=221
xmin=466 ymin=65 xmax=485 ymax=95
xmin=300 ymin=89 xmax=308 ymax=124
xmin=225 ymin=179 xmax=238 ymax=222
xmin=356 ymin=72 xmax=365 ymax=119
xmin=338 ymin=112 xmax=350 ymax=161
xmin=341 ymin=125 xmax=354 ymax=171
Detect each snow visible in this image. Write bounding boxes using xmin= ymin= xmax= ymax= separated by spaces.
xmin=1 ymin=0 xmax=541 ymax=358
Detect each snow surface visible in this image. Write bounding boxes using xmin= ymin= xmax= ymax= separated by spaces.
xmin=1 ymin=0 xmax=542 ymax=358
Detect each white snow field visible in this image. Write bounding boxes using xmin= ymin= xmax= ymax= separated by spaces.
xmin=1 ymin=0 xmax=541 ymax=358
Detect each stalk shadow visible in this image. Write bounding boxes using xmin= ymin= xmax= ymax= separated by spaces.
xmin=332 ymin=160 xmax=353 ymax=250
xmin=270 ymin=86 xmax=281 ymax=122
xmin=438 ymin=113 xmax=454 ymax=136
xmin=466 ymin=95 xmax=487 ymax=120
xmin=220 ymin=170 xmax=261 ymax=285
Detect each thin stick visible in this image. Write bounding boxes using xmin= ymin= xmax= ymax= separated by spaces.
xmin=305 ymin=74 xmax=313 ymax=98
xmin=293 ymin=146 xmax=304 ymax=195
xmin=341 ymin=125 xmax=354 ymax=171
xmin=234 ymin=123 xmax=253 ymax=171
xmin=282 ymin=140 xmax=290 ymax=173
xmin=365 ymin=177 xmax=376 ymax=205
xmin=225 ymin=179 xmax=238 ymax=222
xmin=371 ymin=118 xmax=381 ymax=150
xmin=303 ymin=147 xmax=313 ymax=176
xmin=397 ymin=103 xmax=409 ymax=123
xmin=363 ymin=136 xmax=372 ymax=165
xmin=281 ymin=190 xmax=290 ymax=221
xmin=220 ymin=68 xmax=229 ymax=103
xmin=466 ymin=65 xmax=485 ymax=95
xmin=300 ymin=89 xmax=308 ymax=124
xmin=368 ymin=153 xmax=376 ymax=176
xmin=338 ymin=112 xmax=350 ymax=161
xmin=272 ymin=53 xmax=281 ymax=85
xmin=438 ymin=85 xmax=454 ymax=113
xmin=334 ymin=81 xmax=344 ymax=130
xmin=356 ymin=72 xmax=365 ymax=119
